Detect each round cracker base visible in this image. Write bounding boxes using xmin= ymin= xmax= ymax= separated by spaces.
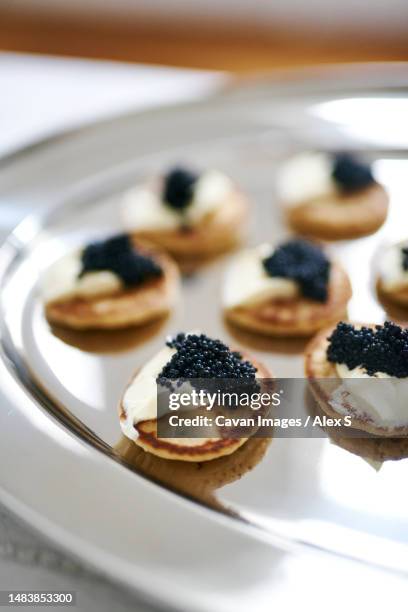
xmin=135 ymin=421 xmax=248 ymax=462
xmin=286 ymin=183 xmax=388 ymax=241
xmin=119 ymin=354 xmax=271 ymax=462
xmin=305 ymin=324 xmax=408 ymax=437
xmin=130 ymin=190 xmax=248 ymax=259
xmin=225 ymin=263 xmax=351 ymax=337
xmin=45 ymin=245 xmax=179 ymax=331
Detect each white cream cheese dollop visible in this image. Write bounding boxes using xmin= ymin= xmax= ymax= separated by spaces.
xmin=378 ymin=243 xmax=408 ymax=292
xmin=223 ymin=244 xmax=299 ymax=309
xmin=277 ymin=152 xmax=336 ymax=207
xmin=332 ymin=363 xmax=408 ymax=428
xmin=120 ymin=345 xmax=176 ymax=440
xmin=122 ymin=170 xmax=233 ymax=231
xmin=41 ymin=250 xmax=122 ymax=304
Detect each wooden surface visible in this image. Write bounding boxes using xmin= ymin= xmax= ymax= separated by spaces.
xmin=1 ymin=12 xmax=408 ymax=71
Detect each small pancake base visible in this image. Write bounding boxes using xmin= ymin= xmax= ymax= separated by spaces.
xmin=225 ymin=263 xmax=351 ymax=337
xmin=119 ymin=355 xmax=271 ymax=462
xmin=45 ymin=245 xmax=179 ymax=331
xmin=286 ymin=184 xmax=388 ymax=241
xmin=305 ymin=324 xmax=408 ymax=438
xmin=130 ymin=190 xmax=248 ymax=259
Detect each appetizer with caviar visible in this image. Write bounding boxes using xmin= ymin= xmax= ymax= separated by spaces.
xmin=121 ymin=166 xmax=248 ymax=259
xmin=41 ymin=234 xmax=179 ymax=330
xmin=278 ymin=152 xmax=388 ymax=240
xmin=119 ymin=332 xmax=271 ymax=462
xmin=305 ymin=321 xmax=408 ymax=438
xmin=377 ymin=240 xmax=408 ymax=308
xmin=223 ymin=239 xmax=352 ymax=337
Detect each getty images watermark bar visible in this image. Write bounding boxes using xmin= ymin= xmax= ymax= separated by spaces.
xmin=0 ymin=592 xmax=76 ymax=606
xmin=156 ymin=377 xmax=393 ymax=439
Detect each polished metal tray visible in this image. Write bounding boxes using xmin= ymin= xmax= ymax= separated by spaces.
xmin=1 ymin=65 xmax=408 ymax=611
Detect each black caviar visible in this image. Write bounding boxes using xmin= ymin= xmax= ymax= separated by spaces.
xmin=163 ymin=167 xmax=198 ymax=211
xmin=402 ymin=247 xmax=408 ymax=271
xmin=262 ymin=239 xmax=330 ymax=302
xmin=80 ymin=234 xmax=162 ymax=287
xmin=157 ymin=333 xmax=257 ymax=381
xmin=327 ymin=321 xmax=408 ymax=377
xmin=332 ymin=153 xmax=374 ymax=192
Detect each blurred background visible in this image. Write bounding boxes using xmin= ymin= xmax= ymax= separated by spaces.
xmin=1 ymin=0 xmax=408 ymax=70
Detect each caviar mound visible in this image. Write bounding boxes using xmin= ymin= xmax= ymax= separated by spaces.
xmin=128 ymin=185 xmax=248 ymax=259
xmin=163 ymin=167 xmax=198 ymax=211
xmin=305 ymin=322 xmax=408 ymax=437
xmin=225 ymin=261 xmax=351 ymax=337
xmin=332 ymin=153 xmax=374 ymax=193
xmin=80 ymin=234 xmax=163 ymax=287
xmin=45 ymin=242 xmax=179 ymax=331
xmin=327 ymin=321 xmax=408 ymax=378
xmin=158 ymin=333 xmax=257 ymax=381
xmin=119 ymin=352 xmax=272 ymax=462
xmin=262 ymin=239 xmax=330 ymax=302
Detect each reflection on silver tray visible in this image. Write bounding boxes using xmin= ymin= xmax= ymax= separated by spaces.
xmin=1 ymin=66 xmax=408 ymax=609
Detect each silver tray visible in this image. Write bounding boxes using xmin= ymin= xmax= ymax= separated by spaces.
xmin=1 ymin=65 xmax=408 ymax=611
